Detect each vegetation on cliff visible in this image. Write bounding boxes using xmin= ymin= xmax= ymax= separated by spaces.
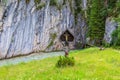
xmin=85 ymin=0 xmax=120 ymax=46
xmin=88 ymin=0 xmax=106 ymax=45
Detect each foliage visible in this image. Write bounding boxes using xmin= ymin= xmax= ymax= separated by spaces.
xmin=107 ymin=0 xmax=118 ymax=17
xmin=50 ymin=0 xmax=58 ymax=6
xmin=47 ymin=41 xmax=53 ymax=49
xmin=56 ymin=56 xmax=75 ymax=68
xmin=112 ymin=46 xmax=120 ymax=50
xmin=111 ymin=0 xmax=120 ymax=46
xmin=88 ymin=0 xmax=106 ymax=46
xmin=74 ymin=0 xmax=82 ymax=24
xmin=36 ymin=3 xmax=45 ymax=10
xmin=111 ymin=23 xmax=120 ymax=46
xmin=47 ymin=33 xmax=57 ymax=49
xmin=49 ymin=0 xmax=63 ymax=10
xmin=34 ymin=0 xmax=45 ymax=10
xmin=102 ymin=40 xmax=110 ymax=47
xmin=34 ymin=0 xmax=41 ymax=5
xmin=86 ymin=0 xmax=120 ymax=47
xmin=51 ymin=33 xmax=57 ymax=40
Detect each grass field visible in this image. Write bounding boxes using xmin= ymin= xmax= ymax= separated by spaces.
xmin=0 ymin=47 xmax=120 ymax=80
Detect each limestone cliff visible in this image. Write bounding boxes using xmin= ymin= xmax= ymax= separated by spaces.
xmin=0 ymin=0 xmax=87 ymax=59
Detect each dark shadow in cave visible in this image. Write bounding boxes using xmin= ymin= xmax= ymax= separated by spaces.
xmin=60 ymin=30 xmax=74 ymax=42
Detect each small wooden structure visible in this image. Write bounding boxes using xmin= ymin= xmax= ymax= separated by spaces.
xmin=60 ymin=30 xmax=74 ymax=42
xmin=60 ymin=30 xmax=74 ymax=57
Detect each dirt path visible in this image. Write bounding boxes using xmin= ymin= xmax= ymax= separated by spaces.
xmin=0 ymin=52 xmax=64 ymax=67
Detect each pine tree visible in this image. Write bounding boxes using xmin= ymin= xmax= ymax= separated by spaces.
xmin=88 ymin=0 xmax=106 ymax=45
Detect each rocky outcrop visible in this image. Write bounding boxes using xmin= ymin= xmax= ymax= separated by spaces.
xmin=104 ymin=17 xmax=118 ymax=44
xmin=0 ymin=0 xmax=87 ymax=59
xmin=75 ymin=14 xmax=87 ymax=48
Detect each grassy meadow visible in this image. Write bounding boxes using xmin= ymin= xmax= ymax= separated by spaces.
xmin=0 ymin=47 xmax=120 ymax=80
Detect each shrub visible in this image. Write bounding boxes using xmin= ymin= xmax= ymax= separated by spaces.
xmin=102 ymin=40 xmax=110 ymax=47
xmin=50 ymin=0 xmax=58 ymax=6
xmin=46 ymin=33 xmax=57 ymax=49
xmin=112 ymin=46 xmax=120 ymax=50
xmin=36 ymin=3 xmax=45 ymax=10
xmin=56 ymin=56 xmax=75 ymax=68
xmin=34 ymin=0 xmax=41 ymax=5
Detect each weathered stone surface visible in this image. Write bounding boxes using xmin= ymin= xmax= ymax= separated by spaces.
xmin=104 ymin=17 xmax=117 ymax=43
xmin=0 ymin=0 xmax=86 ymax=59
xmin=0 ymin=4 xmax=4 ymax=33
xmin=0 ymin=21 xmax=3 ymax=31
xmin=75 ymin=14 xmax=87 ymax=48
xmin=0 ymin=5 xmax=4 ymax=21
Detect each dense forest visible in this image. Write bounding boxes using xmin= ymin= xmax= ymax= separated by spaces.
xmin=75 ymin=0 xmax=120 ymax=47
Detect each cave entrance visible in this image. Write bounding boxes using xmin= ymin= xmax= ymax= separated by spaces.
xmin=60 ymin=30 xmax=74 ymax=56
xmin=60 ymin=30 xmax=74 ymax=43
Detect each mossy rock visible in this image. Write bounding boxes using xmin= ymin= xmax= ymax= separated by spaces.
xmin=36 ymin=3 xmax=45 ymax=10
xmin=47 ymin=33 xmax=57 ymax=49
xmin=34 ymin=0 xmax=41 ymax=5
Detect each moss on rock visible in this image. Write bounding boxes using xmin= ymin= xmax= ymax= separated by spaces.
xmin=47 ymin=33 xmax=57 ymax=49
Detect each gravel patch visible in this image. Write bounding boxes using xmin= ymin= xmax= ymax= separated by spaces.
xmin=0 ymin=51 xmax=64 ymax=67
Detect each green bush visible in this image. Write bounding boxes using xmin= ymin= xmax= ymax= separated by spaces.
xmin=88 ymin=0 xmax=106 ymax=46
xmin=112 ymin=46 xmax=120 ymax=50
xmin=50 ymin=0 xmax=58 ymax=6
xmin=34 ymin=0 xmax=41 ymax=5
xmin=102 ymin=40 xmax=110 ymax=47
xmin=56 ymin=56 xmax=75 ymax=68
xmin=36 ymin=3 xmax=45 ymax=10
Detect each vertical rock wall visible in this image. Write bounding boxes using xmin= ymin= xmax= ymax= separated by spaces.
xmin=0 ymin=0 xmax=87 ymax=59
xmin=104 ymin=17 xmax=118 ymax=44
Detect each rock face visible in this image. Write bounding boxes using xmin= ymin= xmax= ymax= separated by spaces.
xmin=0 ymin=3 xmax=4 ymax=31
xmin=0 ymin=0 xmax=87 ymax=59
xmin=104 ymin=17 xmax=117 ymax=44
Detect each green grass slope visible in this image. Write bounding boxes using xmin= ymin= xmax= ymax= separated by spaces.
xmin=0 ymin=48 xmax=120 ymax=80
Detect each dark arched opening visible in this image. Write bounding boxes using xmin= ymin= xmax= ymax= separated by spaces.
xmin=60 ymin=30 xmax=74 ymax=42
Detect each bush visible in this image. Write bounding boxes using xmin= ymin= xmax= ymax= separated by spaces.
xmin=112 ymin=46 xmax=120 ymax=50
xmin=102 ymin=40 xmax=110 ymax=47
xmin=36 ymin=3 xmax=45 ymax=10
xmin=50 ymin=0 xmax=58 ymax=6
xmin=56 ymin=56 xmax=75 ymax=68
xmin=34 ymin=0 xmax=41 ymax=5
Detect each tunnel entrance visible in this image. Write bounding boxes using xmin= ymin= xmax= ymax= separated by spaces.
xmin=60 ymin=30 xmax=74 ymax=42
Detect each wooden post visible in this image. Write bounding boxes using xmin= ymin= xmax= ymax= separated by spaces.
xmin=64 ymin=33 xmax=69 ymax=57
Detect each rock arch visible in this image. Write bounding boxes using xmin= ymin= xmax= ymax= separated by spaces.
xmin=60 ymin=30 xmax=74 ymax=42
